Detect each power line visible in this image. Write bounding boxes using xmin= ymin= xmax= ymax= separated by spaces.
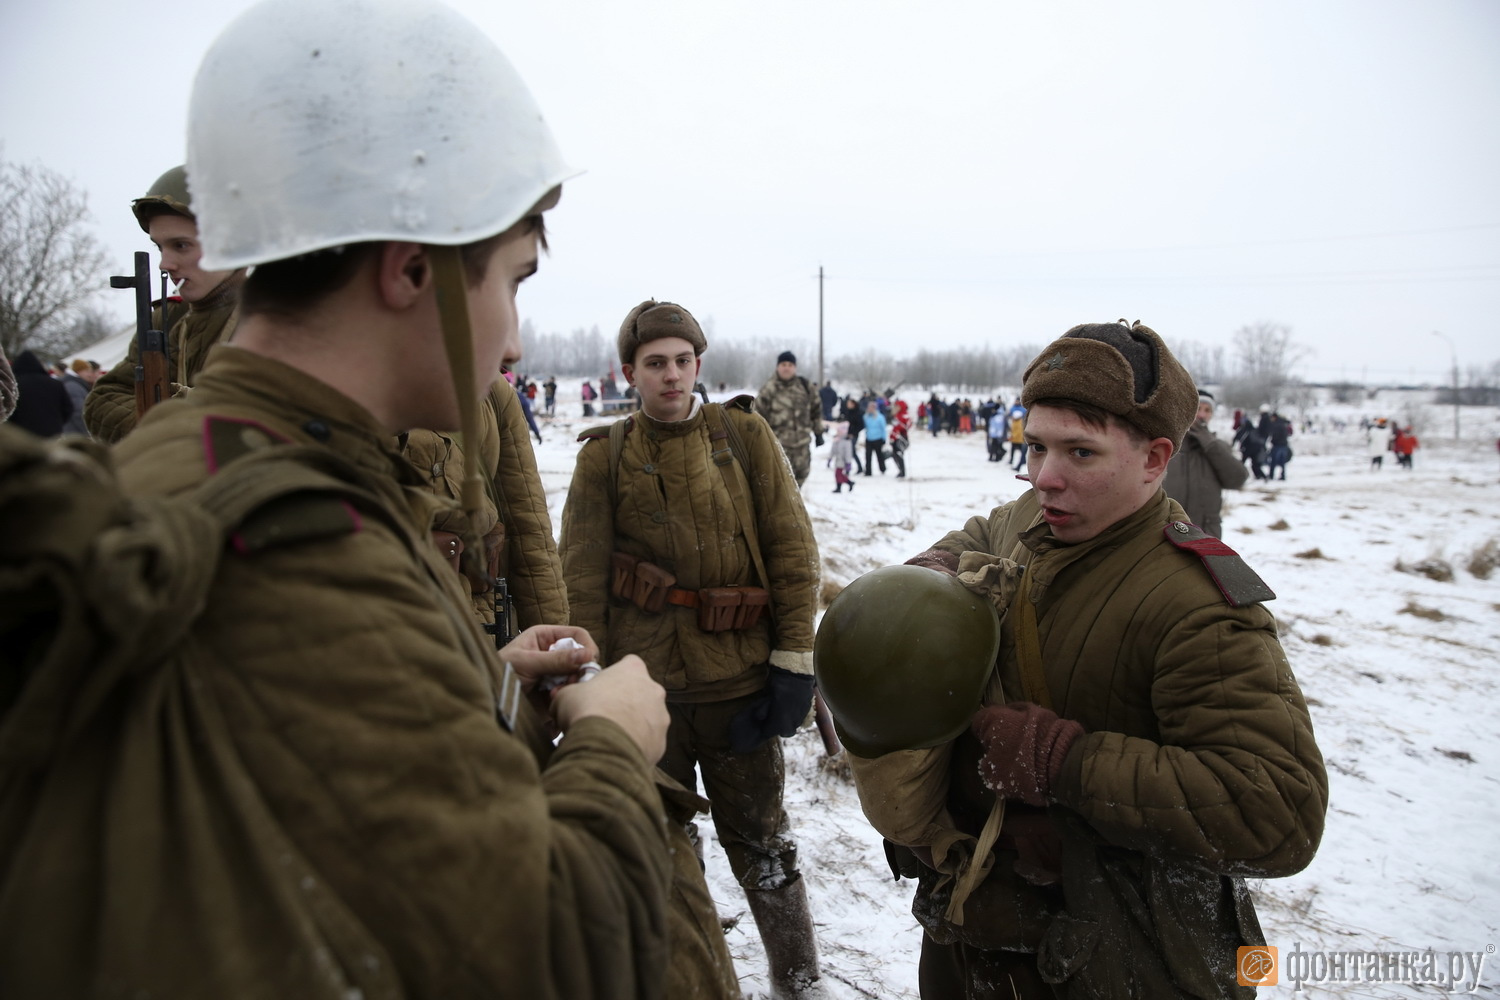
xmin=824 ymin=265 xmax=1500 ymax=289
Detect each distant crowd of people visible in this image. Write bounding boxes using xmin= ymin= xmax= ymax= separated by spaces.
xmin=0 ymin=352 xmax=102 ymax=437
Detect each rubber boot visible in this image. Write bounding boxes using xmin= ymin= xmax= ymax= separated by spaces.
xmin=745 ymin=878 xmax=827 ymax=999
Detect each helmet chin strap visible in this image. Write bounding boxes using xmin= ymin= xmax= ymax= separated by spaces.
xmin=430 ymin=243 xmax=491 ymax=589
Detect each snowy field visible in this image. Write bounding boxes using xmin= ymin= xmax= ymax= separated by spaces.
xmin=522 ymin=381 xmax=1500 ymax=999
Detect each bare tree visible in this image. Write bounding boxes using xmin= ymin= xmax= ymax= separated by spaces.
xmin=61 ymin=306 xmax=117 ymax=358
xmin=1170 ymin=340 xmax=1227 ymax=385
xmin=1435 ymin=360 xmax=1500 ymax=407
xmin=701 ymin=335 xmax=781 ymax=390
xmin=1328 ymin=381 xmax=1361 ymax=404
xmin=0 ymin=157 xmax=110 ymax=359
xmin=833 ymin=348 xmax=900 ymax=395
xmin=1221 ymin=321 xmax=1309 ymax=411
xmin=898 ymin=343 xmax=1038 ymax=394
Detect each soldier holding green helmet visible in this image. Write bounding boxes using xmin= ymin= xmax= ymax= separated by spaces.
xmin=818 ymin=321 xmax=1328 ymax=1000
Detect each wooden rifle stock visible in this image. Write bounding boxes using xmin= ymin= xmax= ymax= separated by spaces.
xmin=109 ymin=251 xmax=170 ymax=420
xmin=813 ymin=689 xmax=842 ymax=756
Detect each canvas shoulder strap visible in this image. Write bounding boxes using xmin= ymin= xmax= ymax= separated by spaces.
xmin=607 ymin=414 xmax=632 ymax=510
xmin=998 ymin=521 xmax=1055 ymax=711
xmin=702 ymin=403 xmax=772 ymax=594
xmin=1010 ymin=568 xmax=1053 ymax=711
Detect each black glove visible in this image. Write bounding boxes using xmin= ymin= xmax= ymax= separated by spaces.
xmin=728 ymin=666 xmax=815 ymax=753
xmin=814 ymin=432 xmax=825 ymax=447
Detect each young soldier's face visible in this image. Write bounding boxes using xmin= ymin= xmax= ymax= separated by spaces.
xmin=466 ymin=227 xmax=539 ymax=397
xmin=148 ymin=214 xmax=234 ymax=303
xmin=624 ymin=336 xmax=700 ymax=422
xmin=1024 ymin=405 xmax=1171 ymax=544
xmin=777 ymin=360 xmax=797 ymax=380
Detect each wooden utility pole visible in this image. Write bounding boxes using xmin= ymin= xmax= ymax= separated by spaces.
xmin=817 ymin=265 xmax=825 ymax=387
xmin=1433 ymin=330 xmax=1459 ymax=441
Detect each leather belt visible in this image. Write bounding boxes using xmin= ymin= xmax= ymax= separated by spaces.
xmin=666 ymin=587 xmax=700 ymax=608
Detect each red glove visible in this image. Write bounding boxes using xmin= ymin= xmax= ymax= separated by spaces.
xmin=972 ymin=702 xmax=1083 ymax=807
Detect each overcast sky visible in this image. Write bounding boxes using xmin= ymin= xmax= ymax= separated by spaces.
xmin=4 ymin=0 xmax=1497 ymax=385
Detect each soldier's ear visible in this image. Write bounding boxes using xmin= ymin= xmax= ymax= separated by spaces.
xmin=1143 ymin=437 xmax=1174 ymax=482
xmin=376 ymin=242 xmax=432 ymax=310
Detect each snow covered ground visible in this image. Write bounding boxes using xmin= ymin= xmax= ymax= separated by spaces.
xmin=527 ymin=382 xmax=1500 ymax=998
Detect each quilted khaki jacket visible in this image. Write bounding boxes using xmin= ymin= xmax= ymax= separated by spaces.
xmin=104 ymin=345 xmax=674 ymax=999
xmin=933 ymin=489 xmax=1326 ymax=877
xmin=914 ymin=489 xmax=1327 ymax=996
xmin=85 ymin=278 xmax=241 ymax=444
xmin=560 ymin=399 xmax=819 ymax=702
xmin=402 ymin=377 xmax=568 ymax=630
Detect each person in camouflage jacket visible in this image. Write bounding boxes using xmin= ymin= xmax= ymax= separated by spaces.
xmin=754 ymin=350 xmax=825 ymax=487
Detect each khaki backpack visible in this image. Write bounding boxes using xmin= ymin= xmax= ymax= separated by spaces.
xmin=0 ymin=424 xmax=404 ymax=1000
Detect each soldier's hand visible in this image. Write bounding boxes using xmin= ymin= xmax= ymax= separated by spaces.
xmin=972 ymin=702 xmax=1083 ymax=807
xmin=814 ymin=432 xmax=825 ymax=447
xmin=728 ymin=665 xmax=815 ymax=753
xmin=904 ymin=548 xmax=960 ymax=576
xmin=502 ymin=624 xmax=600 ymax=690
xmin=553 ymin=655 xmax=668 ymax=764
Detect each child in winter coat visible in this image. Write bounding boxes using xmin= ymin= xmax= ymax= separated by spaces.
xmin=1394 ymin=426 xmax=1419 ymax=469
xmin=829 ymin=420 xmax=855 ymax=493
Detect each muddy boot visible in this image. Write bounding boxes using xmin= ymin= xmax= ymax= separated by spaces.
xmin=745 ymin=878 xmax=827 ymax=999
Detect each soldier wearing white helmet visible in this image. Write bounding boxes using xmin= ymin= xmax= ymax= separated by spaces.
xmin=90 ymin=0 xmax=732 ymax=995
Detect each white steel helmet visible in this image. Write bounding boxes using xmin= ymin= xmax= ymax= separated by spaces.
xmin=186 ymin=0 xmax=576 ymax=271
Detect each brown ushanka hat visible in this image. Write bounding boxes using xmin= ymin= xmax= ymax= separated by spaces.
xmin=1021 ymin=320 xmax=1198 ymax=448
xmin=617 ymin=299 xmax=708 ymax=365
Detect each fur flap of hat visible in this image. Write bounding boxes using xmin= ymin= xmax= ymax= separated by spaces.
xmin=617 ymin=299 xmax=708 ymax=365
xmin=1021 ymin=320 xmax=1197 ymax=448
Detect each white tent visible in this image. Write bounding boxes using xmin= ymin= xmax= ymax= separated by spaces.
xmin=64 ymin=323 xmax=135 ymax=372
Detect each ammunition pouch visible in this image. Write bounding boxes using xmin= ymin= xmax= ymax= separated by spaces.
xmin=611 ymin=551 xmax=642 ymax=603
xmin=695 ymin=586 xmax=769 ymax=633
xmin=610 ymin=551 xmax=768 ymax=631
xmin=610 ymin=551 xmax=676 ymax=613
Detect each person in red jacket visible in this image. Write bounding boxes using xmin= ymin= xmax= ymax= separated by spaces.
xmin=1393 ymin=426 xmax=1419 ymax=469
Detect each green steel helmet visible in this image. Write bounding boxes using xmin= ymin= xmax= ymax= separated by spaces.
xmin=815 ymin=564 xmax=1001 ymax=758
xmin=131 ymin=165 xmax=195 ymax=233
